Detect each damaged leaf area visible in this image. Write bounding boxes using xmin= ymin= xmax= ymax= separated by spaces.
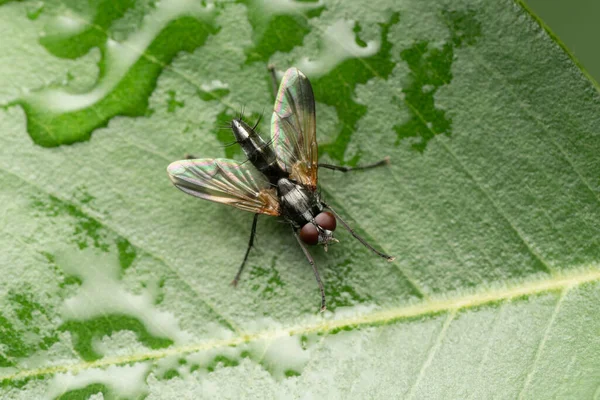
xmin=0 ymin=0 xmax=599 ymax=398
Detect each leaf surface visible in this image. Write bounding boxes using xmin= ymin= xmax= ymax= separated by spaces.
xmin=0 ymin=0 xmax=599 ymax=398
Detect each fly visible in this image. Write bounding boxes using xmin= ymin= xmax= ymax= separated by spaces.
xmin=167 ymin=67 xmax=394 ymax=312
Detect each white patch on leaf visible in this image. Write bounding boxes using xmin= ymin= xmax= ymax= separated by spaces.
xmin=56 ymin=247 xmax=193 ymax=345
xmin=45 ymin=363 xmax=150 ymax=400
xmin=297 ymin=20 xmax=380 ymax=78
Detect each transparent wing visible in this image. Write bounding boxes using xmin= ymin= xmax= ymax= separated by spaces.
xmin=271 ymin=67 xmax=318 ymax=190
xmin=167 ymin=158 xmax=280 ymax=216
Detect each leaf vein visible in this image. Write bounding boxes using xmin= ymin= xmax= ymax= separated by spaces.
xmin=405 ymin=311 xmax=456 ymax=400
xmin=517 ymin=288 xmax=568 ymax=399
xmin=2 ymin=266 xmax=599 ymax=382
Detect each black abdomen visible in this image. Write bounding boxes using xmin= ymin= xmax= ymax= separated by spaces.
xmin=231 ymin=119 xmax=286 ymax=184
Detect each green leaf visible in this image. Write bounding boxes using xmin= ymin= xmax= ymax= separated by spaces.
xmin=1 ymin=0 xmax=599 ymax=398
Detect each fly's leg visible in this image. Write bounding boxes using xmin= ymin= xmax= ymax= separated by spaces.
xmin=231 ymin=213 xmax=259 ymax=287
xmin=322 ymin=202 xmax=395 ymax=262
xmin=268 ymin=65 xmax=279 ymax=99
xmin=318 ymin=156 xmax=390 ymax=172
xmin=293 ymin=229 xmax=326 ymax=312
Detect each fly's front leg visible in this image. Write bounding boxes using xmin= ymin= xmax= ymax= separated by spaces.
xmin=293 ymin=228 xmax=326 ymax=312
xmin=231 ymin=213 xmax=259 ymax=287
xmin=318 ymin=156 xmax=390 ymax=172
xmin=322 ymin=201 xmax=395 ymax=262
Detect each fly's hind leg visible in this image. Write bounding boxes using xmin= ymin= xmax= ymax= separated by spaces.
xmin=318 ymin=156 xmax=391 ymax=172
xmin=231 ymin=213 xmax=259 ymax=287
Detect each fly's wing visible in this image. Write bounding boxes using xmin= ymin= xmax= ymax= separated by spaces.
xmin=167 ymin=158 xmax=280 ymax=216
xmin=271 ymin=68 xmax=318 ymax=190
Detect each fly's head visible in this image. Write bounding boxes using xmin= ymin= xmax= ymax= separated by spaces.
xmin=299 ymin=211 xmax=338 ymax=251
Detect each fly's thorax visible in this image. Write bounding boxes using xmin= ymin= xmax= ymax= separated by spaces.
xmin=277 ymin=178 xmax=322 ymax=228
xmin=231 ymin=118 xmax=285 ymax=182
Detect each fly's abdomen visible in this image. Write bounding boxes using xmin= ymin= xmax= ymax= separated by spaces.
xmin=231 ymin=119 xmax=285 ymax=182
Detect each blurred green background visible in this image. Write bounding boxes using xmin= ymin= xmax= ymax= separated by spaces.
xmin=526 ymin=0 xmax=600 ymax=83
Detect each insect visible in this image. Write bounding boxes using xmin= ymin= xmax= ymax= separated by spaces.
xmin=167 ymin=67 xmax=394 ymax=312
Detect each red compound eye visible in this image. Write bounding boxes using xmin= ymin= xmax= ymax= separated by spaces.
xmin=315 ymin=211 xmax=336 ymax=231
xmin=299 ymin=212 xmax=337 ymax=245
xmin=299 ymin=223 xmax=318 ymax=245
